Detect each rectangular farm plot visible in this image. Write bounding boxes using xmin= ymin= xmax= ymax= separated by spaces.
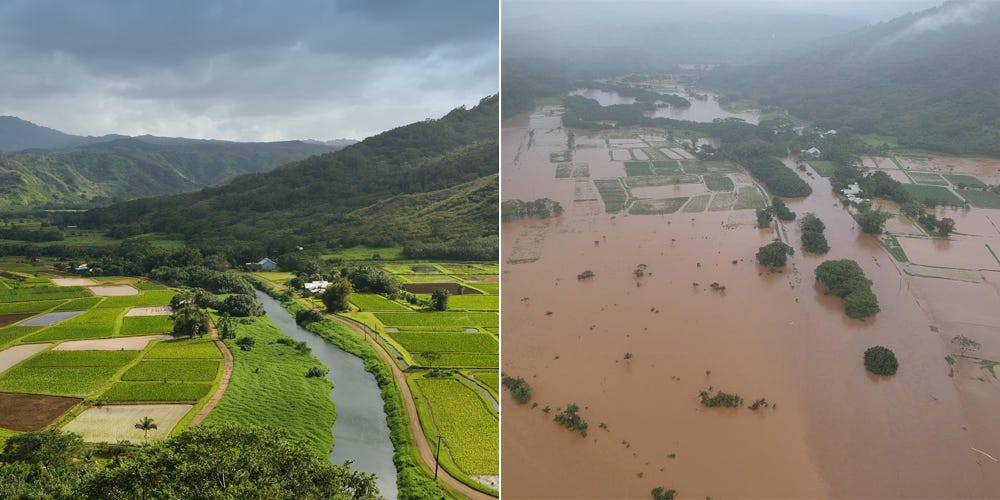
xmin=907 ymin=172 xmax=949 ymax=186
xmin=20 ymin=350 xmax=138 ymax=367
xmin=594 ymin=179 xmax=628 ymax=213
xmin=709 ymin=192 xmax=737 ymax=211
xmin=0 ymin=343 xmax=51 ymax=374
xmin=902 ymin=185 xmax=965 ymax=206
xmin=683 ymin=194 xmax=712 ymax=212
xmin=53 ymin=335 xmax=172 ymax=351
xmin=0 ymin=286 xmax=90 ymax=303
xmin=120 ymin=315 xmax=173 ymax=336
xmin=96 ymin=290 xmax=175 ymax=309
xmin=469 ymin=370 xmax=499 ymax=395
xmin=388 ymin=332 xmax=498 ymax=354
xmin=0 ymin=299 xmax=66 ymax=314
xmin=896 ymin=237 xmax=1000 ymax=270
xmin=0 ymin=365 xmax=121 ymax=397
xmin=611 ymin=149 xmax=630 ymax=161
xmin=960 ymin=190 xmax=1000 ymax=209
xmin=624 ymin=161 xmax=654 ymax=176
xmin=53 ymin=297 xmax=103 ymax=311
xmin=629 ymin=197 xmax=688 ymax=215
xmin=62 ymin=404 xmax=194 ymax=442
xmin=22 ymin=307 xmax=126 ymax=342
xmin=98 ymin=382 xmax=213 ymax=402
xmin=704 ymin=174 xmax=735 ymax=191
xmin=468 ymin=283 xmax=498 ymax=295
xmin=0 ymin=392 xmax=80 ymax=431
xmin=0 ymin=313 xmax=34 ymax=328
xmin=374 ymin=312 xmax=498 ymax=329
xmin=414 ymin=352 xmax=498 ymax=368
xmin=447 ymin=295 xmax=499 ymax=311
xmin=943 ymin=174 xmax=987 ymax=188
xmin=144 ymin=339 xmax=222 ymax=359
xmin=350 ymin=293 xmax=412 ymax=312
xmin=412 ymin=378 xmax=498 ymax=475
xmin=733 ymin=186 xmax=769 ymax=210
xmin=18 ymin=311 xmax=83 ymax=327
xmin=121 ymin=360 xmax=220 ymax=382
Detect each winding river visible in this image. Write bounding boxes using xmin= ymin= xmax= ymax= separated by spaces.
xmin=255 ymin=291 xmax=398 ymax=498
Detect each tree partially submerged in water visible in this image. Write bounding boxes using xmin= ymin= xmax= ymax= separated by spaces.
xmin=864 ymin=346 xmax=899 ymax=376
xmin=756 ymin=239 xmax=793 ymax=269
xmin=815 ymin=259 xmax=880 ymax=319
xmin=554 ymin=403 xmax=589 ymax=437
xmin=854 ymin=205 xmax=892 ymax=235
xmin=501 ymin=198 xmax=564 ymax=221
xmin=502 ymin=375 xmax=532 ymax=404
xmin=799 ymin=213 xmax=830 ymax=254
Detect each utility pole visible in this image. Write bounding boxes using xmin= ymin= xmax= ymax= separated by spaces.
xmin=434 ymin=436 xmax=442 ymax=480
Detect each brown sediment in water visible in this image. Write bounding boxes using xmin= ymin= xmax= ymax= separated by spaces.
xmin=502 ymin=107 xmax=1000 ymax=498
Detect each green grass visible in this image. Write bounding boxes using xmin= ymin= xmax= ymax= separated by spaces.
xmin=907 ymin=172 xmax=949 ymax=186
xmin=809 ymin=161 xmax=837 ymax=177
xmin=412 ymin=378 xmax=498 ymax=475
xmin=0 ymin=286 xmax=90 ymax=303
xmin=0 ymin=299 xmax=65 ymax=314
xmin=703 ymin=174 xmax=735 ymax=191
xmin=447 ymin=295 xmax=499 ymax=311
xmin=942 ymin=174 xmax=987 ymax=188
xmin=20 ymin=350 xmax=139 ymax=367
xmin=95 ymin=290 xmax=175 ymax=309
xmin=0 ymin=365 xmax=120 ymax=397
xmin=144 ymin=338 xmax=222 ymax=359
xmin=374 ymin=312 xmax=498 ymax=328
xmin=650 ymin=160 xmax=682 ymax=174
xmin=349 ymin=293 xmax=412 ymax=312
xmin=624 ymin=175 xmax=699 ymax=188
xmin=0 ymin=326 xmax=43 ymax=347
xmin=902 ymin=184 xmax=965 ymax=206
xmin=252 ymin=272 xmax=297 ymax=284
xmin=135 ymin=281 xmax=169 ymax=291
xmin=412 ymin=352 xmax=498 ymax=368
xmin=388 ymin=332 xmax=498 ymax=354
xmin=628 ymin=197 xmax=688 ymax=215
xmin=53 ymin=297 xmax=102 ymax=311
xmin=22 ymin=307 xmax=125 ymax=342
xmin=960 ymin=189 xmax=1000 ymax=209
xmin=121 ymin=360 xmax=221 ymax=382
xmin=594 ymin=179 xmax=628 ymax=213
xmin=678 ymin=160 xmax=706 ymax=174
xmin=200 ymin=316 xmax=336 ymax=456
xmin=120 ymin=315 xmax=174 ymax=336
xmin=682 ymin=194 xmax=710 ymax=212
xmin=861 ymin=134 xmax=899 ymax=148
xmin=97 ymin=382 xmax=213 ymax=402
xmin=733 ymin=185 xmax=769 ymax=210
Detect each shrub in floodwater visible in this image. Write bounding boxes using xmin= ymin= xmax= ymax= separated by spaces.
xmin=502 ymin=375 xmax=532 ymax=404
xmin=554 ymin=403 xmax=588 ymax=437
xmin=577 ymin=270 xmax=595 ymax=280
xmin=698 ymin=388 xmax=743 ymax=408
xmin=651 ymin=486 xmax=677 ymax=500
xmin=864 ymin=346 xmax=898 ymax=376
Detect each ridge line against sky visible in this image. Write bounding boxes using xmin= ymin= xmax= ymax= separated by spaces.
xmin=0 ymin=0 xmax=498 ymax=142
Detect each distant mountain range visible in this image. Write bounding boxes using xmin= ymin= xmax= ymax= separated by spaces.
xmin=0 ymin=117 xmax=358 ymax=209
xmin=69 ymin=96 xmax=499 ymax=260
xmin=705 ymin=0 xmax=1000 ymax=155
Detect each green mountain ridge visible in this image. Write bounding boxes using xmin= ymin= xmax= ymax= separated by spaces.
xmin=705 ymin=0 xmax=1000 ymax=155
xmin=66 ymin=95 xmax=500 ymax=261
xmin=0 ymin=139 xmax=340 ymax=209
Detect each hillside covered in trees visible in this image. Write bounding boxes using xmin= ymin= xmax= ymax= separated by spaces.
xmin=705 ymin=0 xmax=1000 ymax=155
xmin=0 ymin=138 xmax=339 ymax=209
xmin=66 ymin=95 xmax=500 ymax=261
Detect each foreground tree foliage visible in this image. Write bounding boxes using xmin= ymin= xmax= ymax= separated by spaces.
xmin=0 ymin=425 xmax=379 ymax=499
xmin=864 ymin=346 xmax=899 ymax=376
xmin=815 ymin=259 xmax=880 ymax=319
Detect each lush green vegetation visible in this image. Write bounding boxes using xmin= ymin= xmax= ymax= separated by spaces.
xmin=501 ymin=198 xmax=564 ymax=221
xmin=143 ymin=338 xmax=222 ymax=359
xmin=864 ymin=346 xmax=899 ymax=376
xmin=389 ymin=332 xmax=498 ymax=354
xmin=0 ymin=425 xmax=379 ymax=499
xmin=96 ymin=290 xmax=175 ymax=309
xmin=412 ymin=378 xmax=498 ymax=475
xmin=97 ymin=382 xmax=213 ymax=402
xmin=501 ymin=375 xmax=532 ymax=404
xmin=853 ymin=207 xmax=893 ymax=235
xmin=120 ymin=315 xmax=173 ymax=336
xmin=901 ymin=184 xmax=964 ymax=207
xmin=0 ymin=365 xmax=121 ymax=397
xmin=120 ymin=360 xmax=221 ymax=382
xmin=815 ymin=260 xmax=880 ymax=319
xmin=703 ymin=174 xmax=735 ymax=191
xmin=20 ymin=350 xmax=137 ymax=367
xmin=447 ymin=295 xmax=498 ymax=311
xmin=943 ymin=174 xmax=987 ymax=188
xmin=554 ymin=403 xmax=588 ymax=437
xmin=374 ymin=312 xmax=498 ymax=328
xmin=960 ymin=189 xmax=1000 ymax=209
xmin=412 ymin=352 xmax=498 ymax=369
xmin=0 ymin=286 xmax=89 ymax=303
xmin=629 ymin=198 xmax=688 ymax=215
xmin=770 ymin=197 xmax=796 ymax=221
xmin=594 ymin=179 xmax=629 ymax=213
xmin=799 ymin=213 xmax=830 ymax=254
xmin=350 ymin=293 xmax=411 ymax=312
xmin=698 ymin=389 xmax=744 ymax=408
xmin=756 ymin=240 xmax=794 ymax=269
xmin=202 ymin=316 xmax=336 ymax=456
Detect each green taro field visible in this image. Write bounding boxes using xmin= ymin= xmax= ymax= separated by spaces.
xmin=0 ymin=268 xmax=222 ymax=442
xmin=410 ymin=377 xmax=499 ymax=480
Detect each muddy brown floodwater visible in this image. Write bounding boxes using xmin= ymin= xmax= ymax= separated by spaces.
xmin=501 ymin=105 xmax=1000 ymax=498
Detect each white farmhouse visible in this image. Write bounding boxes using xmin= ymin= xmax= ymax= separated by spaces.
xmin=802 ymin=147 xmax=822 ymax=158
xmin=304 ymin=280 xmax=331 ymax=295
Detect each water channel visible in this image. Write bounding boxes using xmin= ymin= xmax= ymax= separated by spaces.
xmin=255 ymin=291 xmax=398 ymax=498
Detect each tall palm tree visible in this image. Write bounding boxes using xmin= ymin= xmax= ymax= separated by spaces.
xmin=135 ymin=416 xmax=157 ymax=442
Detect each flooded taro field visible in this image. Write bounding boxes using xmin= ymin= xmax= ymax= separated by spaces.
xmin=501 ymin=103 xmax=1000 ymax=498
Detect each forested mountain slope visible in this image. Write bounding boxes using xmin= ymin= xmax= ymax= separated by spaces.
xmin=69 ymin=95 xmax=500 ymax=260
xmin=706 ymin=0 xmax=1000 ymax=155
xmin=0 ymin=139 xmax=339 ymax=209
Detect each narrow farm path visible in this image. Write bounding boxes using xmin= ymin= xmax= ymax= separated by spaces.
xmin=190 ymin=322 xmax=234 ymax=426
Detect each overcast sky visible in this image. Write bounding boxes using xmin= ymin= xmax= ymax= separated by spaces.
xmin=0 ymin=0 xmax=498 ymax=142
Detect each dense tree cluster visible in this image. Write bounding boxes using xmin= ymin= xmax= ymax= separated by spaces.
xmin=864 ymin=346 xmax=899 ymax=376
xmin=769 ymin=197 xmax=796 ymax=221
xmin=799 ymin=213 xmax=830 ymax=254
xmin=853 ymin=206 xmax=893 ymax=235
xmin=917 ymin=213 xmax=957 ymax=236
xmin=815 ymin=259 xmax=880 ymax=319
xmin=502 ymin=375 xmax=533 ymax=404
xmin=554 ymin=403 xmax=589 ymax=437
xmin=342 ymin=266 xmax=400 ymax=295
xmin=756 ymin=239 xmax=794 ymax=269
xmin=320 ymin=277 xmax=354 ymax=313
xmin=501 ymin=198 xmax=564 ymax=221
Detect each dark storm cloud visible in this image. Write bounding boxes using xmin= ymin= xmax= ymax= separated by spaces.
xmin=0 ymin=0 xmax=497 ymax=141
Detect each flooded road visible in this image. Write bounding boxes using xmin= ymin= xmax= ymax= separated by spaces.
xmin=501 ymin=106 xmax=1000 ymax=498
